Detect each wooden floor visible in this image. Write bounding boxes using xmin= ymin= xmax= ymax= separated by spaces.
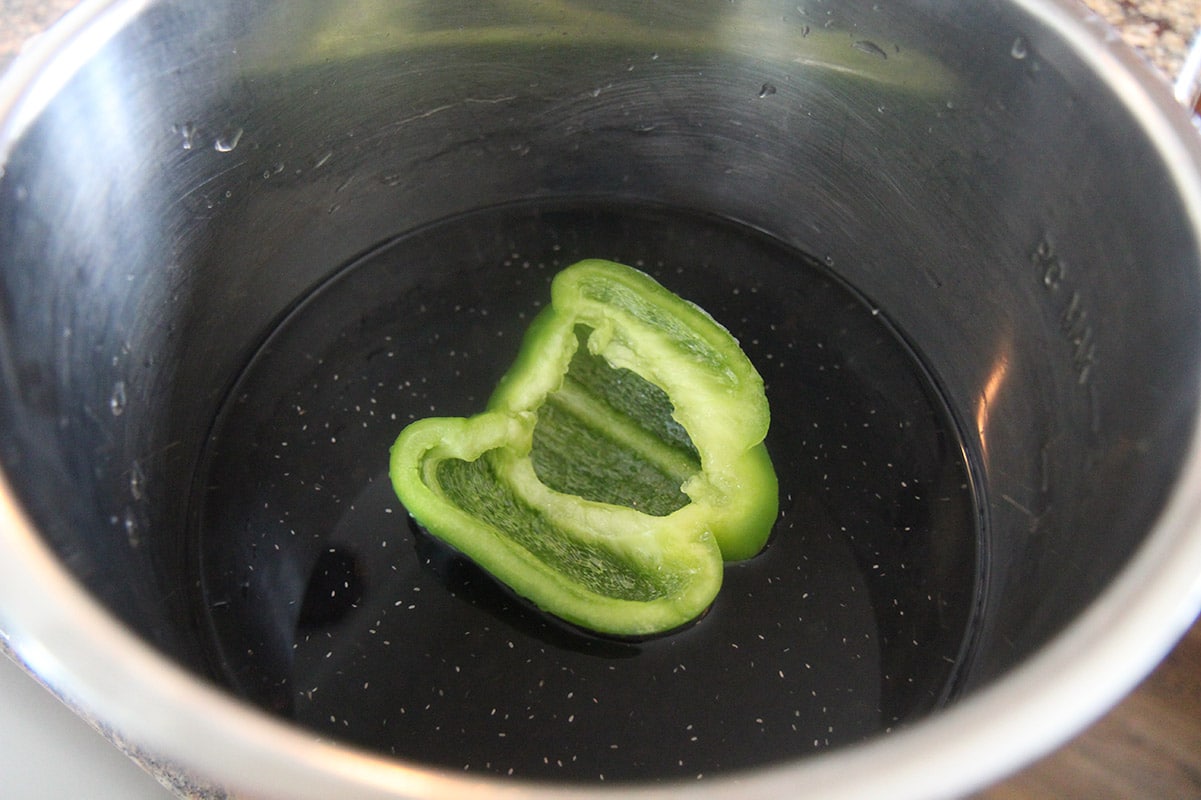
xmin=974 ymin=620 xmax=1201 ymax=799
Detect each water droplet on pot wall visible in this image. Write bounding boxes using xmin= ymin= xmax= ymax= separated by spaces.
xmin=130 ymin=460 xmax=146 ymax=501
xmin=215 ymin=126 xmax=244 ymax=152
xmin=123 ymin=507 xmax=140 ymax=548
xmin=172 ymin=121 xmax=197 ymax=150
xmin=110 ymin=381 xmax=127 ymax=416
xmin=852 ymin=40 xmax=888 ymax=59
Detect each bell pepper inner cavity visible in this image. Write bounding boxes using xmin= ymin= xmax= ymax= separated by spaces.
xmin=531 ymin=325 xmax=701 ymax=517
xmin=389 ymin=259 xmax=777 ymax=637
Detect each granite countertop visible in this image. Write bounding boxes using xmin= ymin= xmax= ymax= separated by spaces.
xmin=0 ymin=0 xmax=77 ymax=72
xmin=1084 ymin=0 xmax=1201 ymax=86
xmin=1 ymin=2 xmax=1200 ymax=800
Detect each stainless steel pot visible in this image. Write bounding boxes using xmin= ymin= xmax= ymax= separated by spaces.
xmin=1 ymin=1 xmax=1200 ymax=798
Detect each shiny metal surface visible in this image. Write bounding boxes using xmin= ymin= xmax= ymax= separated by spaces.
xmin=0 ymin=1 xmax=1199 ymax=798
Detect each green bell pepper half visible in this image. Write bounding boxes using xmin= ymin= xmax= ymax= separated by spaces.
xmin=389 ymin=259 xmax=777 ymax=637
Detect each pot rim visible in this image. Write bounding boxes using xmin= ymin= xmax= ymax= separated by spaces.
xmin=1 ymin=1 xmax=1200 ymax=798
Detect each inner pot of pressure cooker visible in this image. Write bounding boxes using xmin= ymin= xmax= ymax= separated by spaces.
xmin=0 ymin=0 xmax=1198 ymax=783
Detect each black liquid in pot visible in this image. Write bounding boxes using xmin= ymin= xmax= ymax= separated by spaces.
xmin=191 ymin=201 xmax=983 ymax=781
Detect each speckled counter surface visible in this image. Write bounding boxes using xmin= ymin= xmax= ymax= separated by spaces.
xmin=0 ymin=0 xmax=77 ymax=72
xmin=1084 ymin=0 xmax=1201 ymax=83
xmin=1 ymin=2 xmax=1200 ymax=800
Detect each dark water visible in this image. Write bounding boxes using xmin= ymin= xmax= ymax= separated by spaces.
xmin=191 ymin=200 xmax=983 ymax=782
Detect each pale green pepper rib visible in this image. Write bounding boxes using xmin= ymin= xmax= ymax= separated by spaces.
xmin=389 ymin=259 xmax=778 ymax=636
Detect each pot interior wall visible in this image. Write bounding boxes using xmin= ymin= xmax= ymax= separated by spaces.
xmin=0 ymin=0 xmax=1198 ymax=774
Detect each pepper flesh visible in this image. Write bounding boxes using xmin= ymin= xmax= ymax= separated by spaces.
xmin=389 ymin=259 xmax=777 ymax=636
